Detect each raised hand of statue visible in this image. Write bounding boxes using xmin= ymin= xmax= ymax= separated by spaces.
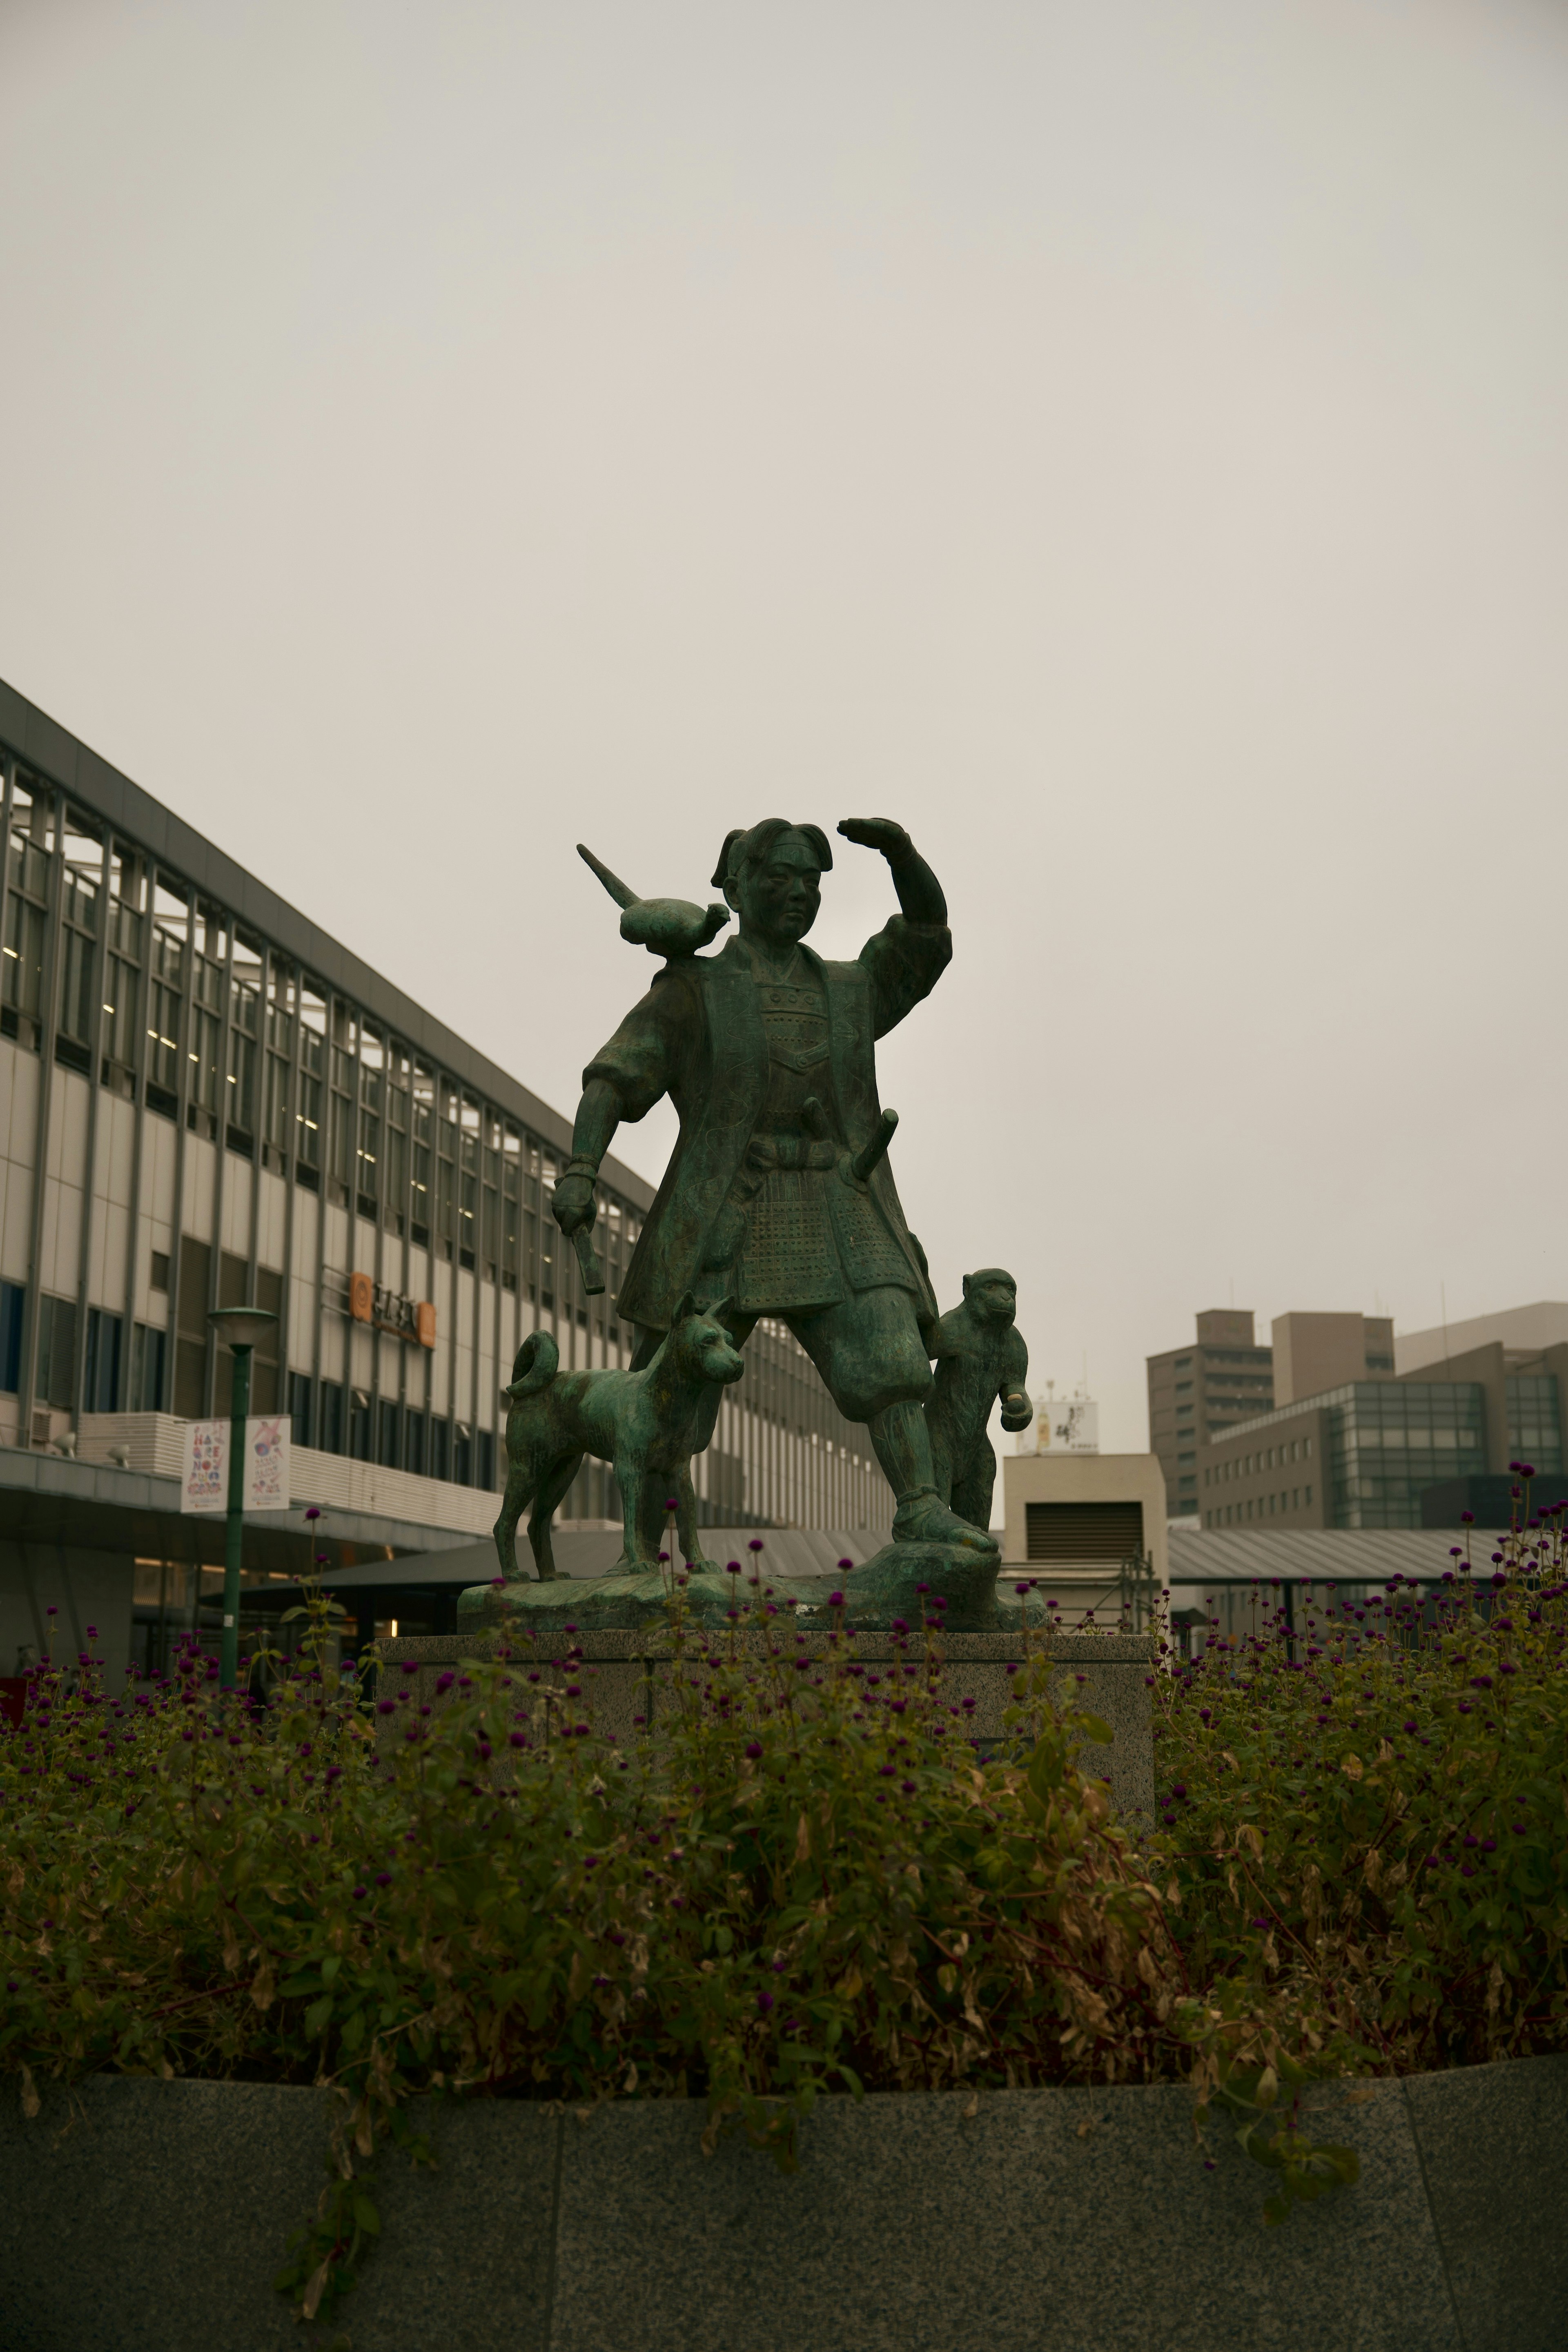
xmin=837 ymin=817 xmax=913 ymax=862
xmin=1000 ymin=1387 xmax=1033 ymax=1434
xmin=552 ymin=1171 xmax=597 ymax=1238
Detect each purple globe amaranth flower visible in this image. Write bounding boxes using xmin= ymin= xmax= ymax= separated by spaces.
xmin=757 ymin=1990 xmax=775 ymax=2013
xmin=352 ymin=1885 xmax=367 ymax=1900
xmin=745 ymin=1740 xmax=763 ymax=1759
xmin=748 ymin=1538 xmax=764 ymax=1552
xmin=828 ymin=1591 xmax=844 ymax=1607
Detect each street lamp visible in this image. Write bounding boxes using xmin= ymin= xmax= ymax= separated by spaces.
xmin=207 ymin=1306 xmax=277 ymax=1692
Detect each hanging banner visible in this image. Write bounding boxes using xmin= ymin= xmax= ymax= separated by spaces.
xmin=179 ymin=1418 xmax=292 ymax=1513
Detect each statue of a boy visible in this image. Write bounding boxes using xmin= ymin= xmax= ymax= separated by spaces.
xmin=924 ymin=1268 xmax=1033 ymax=1535
xmin=551 ymin=817 xmax=993 ymax=1554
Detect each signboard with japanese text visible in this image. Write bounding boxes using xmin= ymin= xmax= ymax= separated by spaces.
xmin=179 ymin=1418 xmax=292 ymax=1513
xmin=1014 ymin=1394 xmax=1100 ymax=1457
xmin=348 ymin=1270 xmax=436 ymax=1348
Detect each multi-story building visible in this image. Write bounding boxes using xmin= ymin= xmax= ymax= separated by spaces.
xmin=1145 ymin=1310 xmax=1274 ymax=1520
xmin=1198 ymin=1303 xmax=1568 ymax=1530
xmin=1272 ymin=1312 xmax=1395 ymax=1403
xmin=0 ymin=682 xmax=889 ymax=1676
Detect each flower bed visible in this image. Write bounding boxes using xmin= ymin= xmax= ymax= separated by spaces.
xmin=4 ymin=1508 xmax=1568 ymax=2341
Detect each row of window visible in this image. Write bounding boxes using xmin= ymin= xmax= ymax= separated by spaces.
xmin=1205 ymin=1435 xmax=1314 ymax=1485
xmin=1207 ymin=1488 xmax=1312 ymax=1526
xmin=3 ymin=764 xmax=648 ymax=1307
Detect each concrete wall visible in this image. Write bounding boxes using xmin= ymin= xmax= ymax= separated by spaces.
xmin=1000 ymin=1451 xmax=1169 ymax=1598
xmin=3 ymin=2060 xmax=1565 ymax=2351
xmin=0 ymin=1542 xmax=134 ymax=1679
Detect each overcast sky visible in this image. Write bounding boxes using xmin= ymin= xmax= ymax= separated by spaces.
xmin=4 ymin=0 xmax=1567 ymax=1453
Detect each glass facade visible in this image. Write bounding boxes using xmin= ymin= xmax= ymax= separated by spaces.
xmin=0 ymin=705 xmax=889 ymax=1530
xmin=1323 ymin=1382 xmax=1487 ymax=1528
xmin=1505 ymin=1375 xmax=1563 ymax=1472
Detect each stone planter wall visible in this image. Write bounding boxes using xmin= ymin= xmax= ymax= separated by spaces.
xmin=2 ymin=2060 xmax=1565 ymax=2351
xmin=381 ymin=1628 xmax=1157 ymax=1821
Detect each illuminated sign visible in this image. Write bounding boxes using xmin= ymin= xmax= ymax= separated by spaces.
xmin=348 ymin=1271 xmax=436 ymax=1348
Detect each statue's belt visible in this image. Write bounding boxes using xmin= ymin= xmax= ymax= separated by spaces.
xmin=742 ymin=1135 xmax=840 ymax=1175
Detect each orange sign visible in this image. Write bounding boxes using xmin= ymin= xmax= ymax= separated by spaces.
xmin=347 ymin=1271 xmax=435 ymax=1348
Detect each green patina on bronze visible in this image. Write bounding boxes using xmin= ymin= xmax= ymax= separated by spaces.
xmin=483 ymin=818 xmax=1036 ymax=1628
xmin=927 ymin=1269 xmax=1033 ymax=1534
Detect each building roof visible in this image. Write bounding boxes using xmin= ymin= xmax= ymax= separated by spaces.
xmin=1394 ymin=1302 xmax=1568 ymax=1374
xmin=0 ymin=674 xmax=654 ymax=1210
xmin=1168 ymin=1527 xmax=1493 ymax=1586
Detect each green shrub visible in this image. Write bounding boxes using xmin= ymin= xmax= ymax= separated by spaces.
xmin=0 ymin=1557 xmax=1368 ymax=2316
xmin=1153 ymin=1495 xmax=1568 ymax=2071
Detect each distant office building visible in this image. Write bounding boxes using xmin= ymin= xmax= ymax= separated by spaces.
xmin=1198 ymin=1302 xmax=1568 ymax=1531
xmin=1272 ymin=1312 xmax=1394 ymax=1403
xmin=1146 ymin=1310 xmax=1274 ymax=1520
xmin=1394 ymin=1301 xmax=1568 ymax=1374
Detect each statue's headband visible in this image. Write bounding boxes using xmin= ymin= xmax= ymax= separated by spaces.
xmin=712 ymin=820 xmax=834 ymax=891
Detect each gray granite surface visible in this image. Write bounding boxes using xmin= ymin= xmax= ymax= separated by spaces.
xmin=1403 ymin=2053 xmax=1568 ymax=2352
xmin=379 ymin=1626 xmax=1156 ymax=1819
xmin=10 ymin=2066 xmax=1564 ymax=2350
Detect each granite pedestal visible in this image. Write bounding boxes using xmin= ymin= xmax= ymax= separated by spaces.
xmin=4 ymin=2059 xmax=1565 ymax=2350
xmin=380 ymin=1623 xmax=1157 ymax=1821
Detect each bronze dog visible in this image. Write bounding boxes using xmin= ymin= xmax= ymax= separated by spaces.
xmin=493 ymin=1292 xmax=745 ymax=1582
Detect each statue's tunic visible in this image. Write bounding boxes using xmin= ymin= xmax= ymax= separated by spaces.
xmin=585 ymin=920 xmax=951 ymax=1332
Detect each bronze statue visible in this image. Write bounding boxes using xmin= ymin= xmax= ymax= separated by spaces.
xmin=493 ymin=1296 xmax=745 ymax=1581
xmin=924 ymin=1268 xmax=1033 ymax=1535
xmin=552 ymin=818 xmax=996 ymax=1556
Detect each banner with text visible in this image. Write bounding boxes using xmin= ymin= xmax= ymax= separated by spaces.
xmin=179 ymin=1418 xmax=292 ymax=1514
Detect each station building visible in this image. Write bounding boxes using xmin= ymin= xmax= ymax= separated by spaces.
xmin=0 ymin=680 xmax=888 ymax=1678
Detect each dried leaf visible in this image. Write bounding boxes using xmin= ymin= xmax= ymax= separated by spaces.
xmin=20 ymin=2066 xmax=39 ymax=2120
xmin=794 ymin=1814 xmax=811 ymax=1863
xmin=250 ymin=1960 xmax=276 ymax=2010
xmin=1237 ymin=1824 xmax=1264 ymax=1859
xmin=301 ymin=2255 xmax=333 ymax=2323
xmin=1341 ymin=1754 xmax=1364 ymax=1782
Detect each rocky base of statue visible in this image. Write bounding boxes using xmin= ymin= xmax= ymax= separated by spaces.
xmin=456 ymin=1568 xmax=755 ymax=1635
xmin=457 ymin=1540 xmax=1016 ymax=1636
xmin=807 ymin=1539 xmax=1003 ymax=1632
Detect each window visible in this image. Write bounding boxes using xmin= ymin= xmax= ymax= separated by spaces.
xmin=56 ymin=810 xmax=103 ymax=1062
xmin=318 ymin=1380 xmax=344 ymax=1456
xmin=350 ymin=1388 xmax=372 ymax=1460
xmin=129 ymin=1323 xmax=166 ymax=1411
xmin=290 ymin=1372 xmax=314 ymax=1448
xmin=377 ymin=1399 xmax=399 ymax=1467
xmin=0 ymin=1281 xmax=24 ymax=1392
xmin=84 ymin=1307 xmax=122 ymax=1412
xmin=297 ymin=985 xmax=325 ymax=1169
xmin=174 ymin=1235 xmax=211 ymax=1417
xmin=357 ymin=1028 xmax=384 ymax=1217
xmin=478 ymin=1428 xmax=495 ymax=1490
xmin=410 ymin=1064 xmax=434 ymax=1241
xmin=227 ymin=932 xmax=262 ymax=1139
xmin=453 ymin=1422 xmax=473 ymax=1485
xmin=3 ymin=775 xmax=50 ymax=1029
xmin=35 ymin=1294 xmax=78 ymax=1410
xmin=428 ymin=1417 xmax=450 ymax=1481
xmin=146 ymin=887 xmax=187 ymax=1113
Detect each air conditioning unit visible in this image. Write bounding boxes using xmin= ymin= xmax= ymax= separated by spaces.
xmin=29 ymin=1407 xmax=52 ymax=1448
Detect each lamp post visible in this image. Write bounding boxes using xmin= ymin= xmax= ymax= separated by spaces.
xmin=207 ymin=1306 xmax=276 ymax=1691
